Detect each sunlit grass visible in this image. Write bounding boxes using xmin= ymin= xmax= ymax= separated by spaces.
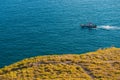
xmin=0 ymin=47 xmax=120 ymax=80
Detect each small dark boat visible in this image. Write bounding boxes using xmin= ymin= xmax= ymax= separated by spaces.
xmin=80 ymin=23 xmax=97 ymax=28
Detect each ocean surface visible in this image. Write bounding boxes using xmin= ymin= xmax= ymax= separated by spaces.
xmin=0 ymin=0 xmax=120 ymax=68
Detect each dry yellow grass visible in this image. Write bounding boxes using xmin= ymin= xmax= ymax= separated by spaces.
xmin=0 ymin=47 xmax=120 ymax=80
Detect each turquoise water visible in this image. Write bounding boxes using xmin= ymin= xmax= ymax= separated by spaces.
xmin=0 ymin=0 xmax=120 ymax=67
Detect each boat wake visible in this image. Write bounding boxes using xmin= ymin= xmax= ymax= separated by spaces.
xmin=97 ymin=25 xmax=120 ymax=30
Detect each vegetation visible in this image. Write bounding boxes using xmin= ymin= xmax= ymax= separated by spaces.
xmin=0 ymin=47 xmax=120 ymax=80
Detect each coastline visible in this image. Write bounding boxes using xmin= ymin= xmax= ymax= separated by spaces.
xmin=0 ymin=47 xmax=120 ymax=80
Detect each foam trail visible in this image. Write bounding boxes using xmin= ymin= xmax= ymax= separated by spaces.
xmin=97 ymin=25 xmax=120 ymax=30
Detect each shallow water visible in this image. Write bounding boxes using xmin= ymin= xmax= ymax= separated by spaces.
xmin=0 ymin=0 xmax=120 ymax=67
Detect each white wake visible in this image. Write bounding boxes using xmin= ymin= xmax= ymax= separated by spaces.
xmin=97 ymin=25 xmax=120 ymax=30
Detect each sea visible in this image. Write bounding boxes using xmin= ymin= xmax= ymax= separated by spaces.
xmin=0 ymin=0 xmax=120 ymax=68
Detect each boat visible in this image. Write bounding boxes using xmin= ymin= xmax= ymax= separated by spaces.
xmin=80 ymin=23 xmax=97 ymax=28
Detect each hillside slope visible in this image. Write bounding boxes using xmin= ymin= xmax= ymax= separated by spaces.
xmin=0 ymin=47 xmax=120 ymax=80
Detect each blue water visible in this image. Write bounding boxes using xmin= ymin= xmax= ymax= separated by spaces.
xmin=0 ymin=0 xmax=120 ymax=68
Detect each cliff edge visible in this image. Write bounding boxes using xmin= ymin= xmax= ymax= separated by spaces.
xmin=0 ymin=47 xmax=120 ymax=80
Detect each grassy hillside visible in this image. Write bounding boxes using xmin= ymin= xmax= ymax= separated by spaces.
xmin=0 ymin=47 xmax=120 ymax=80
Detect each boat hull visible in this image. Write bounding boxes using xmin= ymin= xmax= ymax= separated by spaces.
xmin=80 ymin=24 xmax=97 ymax=28
xmin=81 ymin=25 xmax=97 ymax=28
